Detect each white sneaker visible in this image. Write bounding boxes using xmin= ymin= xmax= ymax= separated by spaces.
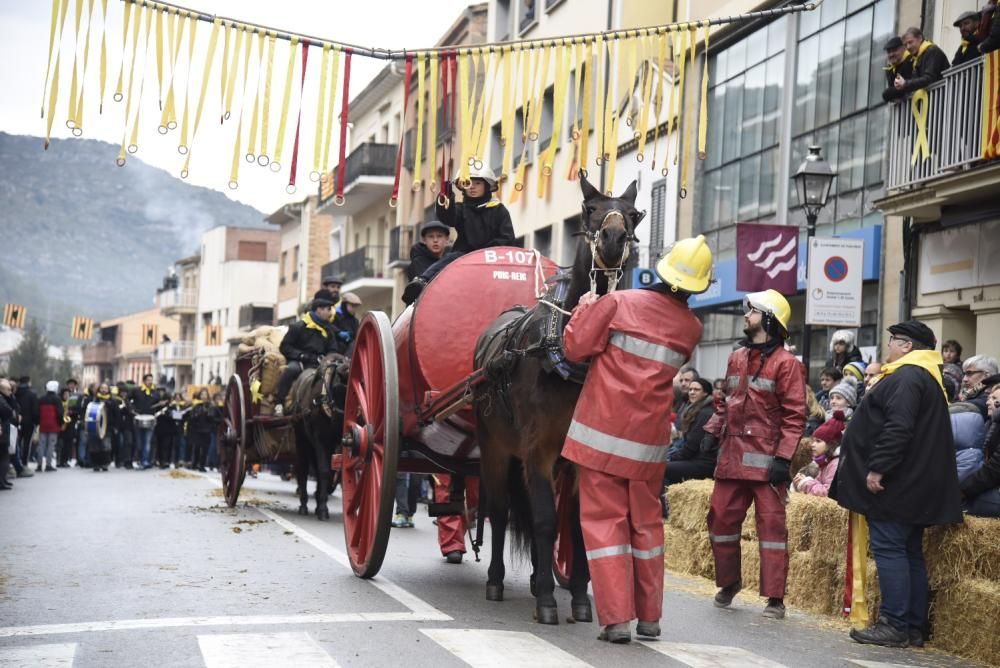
xmin=274 ymin=404 xmax=284 ymax=416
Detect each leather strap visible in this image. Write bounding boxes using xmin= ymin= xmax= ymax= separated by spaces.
xmin=310 ymin=43 xmax=331 ymax=180
xmin=390 ymin=53 xmax=413 ymax=206
xmin=257 ymin=31 xmax=277 ymax=165
xmin=245 ymin=29 xmax=265 ymax=162
xmin=286 ymin=40 xmax=309 ymax=193
xmin=427 ymin=52 xmax=439 ymax=192
xmin=413 ymin=52 xmax=427 ymax=189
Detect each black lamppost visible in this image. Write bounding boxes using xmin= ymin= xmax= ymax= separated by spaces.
xmin=791 ymin=145 xmax=836 ymax=379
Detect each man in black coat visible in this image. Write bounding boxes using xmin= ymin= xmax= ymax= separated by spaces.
xmin=979 ymin=2 xmax=1000 ymax=55
xmin=894 ymin=27 xmax=950 ymax=95
xmin=830 ymin=320 xmax=962 ymax=649
xmin=952 ymin=11 xmax=982 ymax=66
xmin=14 ymin=376 xmax=39 ymax=470
xmin=881 ymin=37 xmax=913 ymax=102
xmin=405 ymin=220 xmax=451 ymax=281
xmin=275 ymin=289 xmax=342 ymax=415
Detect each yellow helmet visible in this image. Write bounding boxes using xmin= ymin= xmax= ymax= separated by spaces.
xmin=654 ymin=234 xmax=714 ymax=294
xmin=743 ymin=289 xmax=792 ymax=334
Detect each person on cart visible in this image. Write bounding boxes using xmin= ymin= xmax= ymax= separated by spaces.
xmin=332 ymin=292 xmax=363 ymax=352
xmin=560 ymin=235 xmax=712 ymax=644
xmin=274 ymin=289 xmax=344 ymax=416
xmin=401 ymin=166 xmax=515 ymax=305
xmin=405 ymin=220 xmax=452 ymax=281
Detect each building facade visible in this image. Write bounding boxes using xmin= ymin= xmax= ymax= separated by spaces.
xmin=81 ymin=308 xmax=179 ymax=386
xmin=156 ymin=254 xmax=200 ymax=389
xmin=267 ymin=195 xmax=333 ymax=325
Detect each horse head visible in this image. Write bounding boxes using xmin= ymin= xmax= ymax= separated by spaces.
xmin=575 ymin=172 xmax=643 ymax=290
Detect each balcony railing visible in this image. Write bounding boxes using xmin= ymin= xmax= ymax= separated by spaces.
xmin=82 ymin=342 xmax=115 ymax=365
xmin=886 ymin=57 xmax=986 ymax=191
xmin=322 ymin=245 xmax=388 ymax=284
xmin=159 ymin=288 xmax=198 ymax=311
xmin=319 ymin=143 xmax=396 ymax=204
xmin=159 ymin=340 xmax=195 ymax=363
xmin=388 ymin=224 xmax=416 ymax=268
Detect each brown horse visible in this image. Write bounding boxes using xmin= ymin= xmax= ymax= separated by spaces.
xmin=473 ymin=174 xmax=642 ymax=625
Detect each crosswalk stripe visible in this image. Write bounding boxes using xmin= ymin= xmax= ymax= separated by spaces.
xmin=198 ymin=631 xmax=340 ymax=668
xmin=421 ymin=629 xmax=591 ymax=668
xmin=848 ymin=661 xmax=931 ymax=668
xmin=638 ymin=641 xmax=787 ymax=667
xmin=0 ymin=642 xmax=77 ymax=667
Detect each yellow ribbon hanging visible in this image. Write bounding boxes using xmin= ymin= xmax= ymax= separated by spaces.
xmin=112 ymin=0 xmax=132 ymax=102
xmin=125 ymin=5 xmax=155 ymax=156
xmin=181 ymin=18 xmax=223 ymax=178
xmin=427 ymin=51 xmax=439 ymax=192
xmin=579 ymin=39 xmax=596 ymax=173
xmin=605 ymin=35 xmax=640 ymax=193
xmin=258 ymin=31 xmax=278 ymax=165
xmin=635 ymin=34 xmax=655 ymax=160
xmin=270 ymin=36 xmax=301 ymax=172
xmin=599 ymin=38 xmax=617 ymax=169
xmin=679 ymin=24 xmax=698 ymax=196
xmin=219 ymin=21 xmax=231 ymax=120
xmin=528 ymin=44 xmax=551 ymax=143
xmin=65 ymin=0 xmax=84 ymax=130
xmin=114 ymin=2 xmax=143 ymax=164
xmin=154 ymin=6 xmax=164 ymax=110
xmin=538 ymin=40 xmax=571 ymax=198
xmin=245 ymin=30 xmax=266 ymax=163
xmin=669 ymin=28 xmax=688 ymax=172
xmin=42 ymin=0 xmax=70 ymax=147
xmin=571 ymin=41 xmax=584 ymax=140
xmin=413 ymin=52 xmax=427 ymax=190
xmin=848 ymin=512 xmax=871 ymax=628
xmin=223 ymin=23 xmax=244 ymax=122
xmin=592 ymin=36 xmax=607 ymax=166
xmin=651 ymin=30 xmax=667 ymax=171
xmin=228 ymin=25 xmax=254 ymax=189
xmin=41 ymin=0 xmax=64 ymax=118
xmin=697 ymin=21 xmax=710 ymax=160
xmin=473 ymin=50 xmax=501 ymax=167
xmin=910 ymin=89 xmax=930 ymax=164
xmin=177 ymin=14 xmax=200 ymax=154
xmin=159 ymin=8 xmax=185 ymax=131
xmin=456 ymin=49 xmax=473 ymax=184
xmin=71 ymin=0 xmax=97 ymax=136
xmin=320 ymin=48 xmax=341 ymax=176
xmin=501 ymin=46 xmax=517 ymax=181
xmin=311 ymin=44 xmax=331 ymax=180
xmin=512 ymin=45 xmax=540 ymax=196
xmin=98 ymin=0 xmax=108 ymax=113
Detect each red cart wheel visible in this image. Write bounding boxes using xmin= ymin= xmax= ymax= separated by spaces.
xmin=553 ymin=465 xmax=575 ymax=589
xmin=340 ymin=311 xmax=399 ymax=578
xmin=219 ymin=374 xmax=247 ymax=507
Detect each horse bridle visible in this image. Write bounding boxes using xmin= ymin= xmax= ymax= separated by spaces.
xmin=587 ymin=209 xmax=638 ymax=294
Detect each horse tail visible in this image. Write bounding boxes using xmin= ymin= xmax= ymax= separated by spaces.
xmin=505 ymin=457 xmax=534 ymax=559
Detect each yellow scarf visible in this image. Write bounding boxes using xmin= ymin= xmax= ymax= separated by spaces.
xmin=478 ymin=197 xmax=501 ymax=209
xmin=884 ymin=50 xmax=910 ymax=74
xmin=140 ymin=384 xmax=153 ymax=396
xmin=912 ymin=40 xmax=935 ymax=68
xmin=191 ymin=399 xmax=204 ymax=406
xmin=960 ymin=40 xmax=970 ymax=55
xmin=876 ymin=349 xmax=947 ymax=400
xmin=96 ymin=392 xmax=111 ymax=401
xmin=302 ymin=312 xmax=328 ymax=338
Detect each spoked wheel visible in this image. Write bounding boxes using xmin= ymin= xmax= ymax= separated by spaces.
xmin=553 ymin=465 xmax=576 ymax=590
xmin=340 ymin=311 xmax=399 ymax=578
xmin=219 ymin=374 xmax=248 ymax=507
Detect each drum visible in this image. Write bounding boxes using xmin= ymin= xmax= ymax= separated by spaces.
xmin=136 ymin=414 xmax=156 ymax=430
xmin=85 ymin=402 xmax=108 ymax=440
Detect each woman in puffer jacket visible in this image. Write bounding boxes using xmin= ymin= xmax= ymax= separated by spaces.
xmin=951 ymin=401 xmax=987 ymax=483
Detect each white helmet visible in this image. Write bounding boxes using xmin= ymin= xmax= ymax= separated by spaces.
xmin=46 ymin=380 xmax=59 ymax=393
xmin=457 ymin=165 xmax=498 ymax=192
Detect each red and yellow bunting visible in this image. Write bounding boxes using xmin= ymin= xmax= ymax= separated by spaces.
xmin=982 ymin=50 xmax=1000 ymax=160
xmin=71 ymin=315 xmax=95 ymax=340
xmin=204 ymin=324 xmax=223 ymax=346
xmin=3 ymin=304 xmax=27 ymax=329
xmin=141 ymin=323 xmax=159 ymax=346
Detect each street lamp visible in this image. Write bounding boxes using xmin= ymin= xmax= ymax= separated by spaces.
xmin=791 ymin=145 xmax=836 ymax=379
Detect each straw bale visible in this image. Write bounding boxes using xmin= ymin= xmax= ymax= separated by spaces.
xmin=786 ymin=551 xmax=838 ymax=616
xmin=931 ymin=577 xmax=1000 ymax=667
xmin=258 ymin=351 xmax=286 ymax=396
xmin=925 ymin=517 xmax=1000 ymax=589
xmin=788 ymin=494 xmax=848 ymax=563
xmin=832 ymin=558 xmax=880 ymax=623
xmin=666 ymin=479 xmax=714 ymax=532
xmin=664 ymin=525 xmax=714 ymax=579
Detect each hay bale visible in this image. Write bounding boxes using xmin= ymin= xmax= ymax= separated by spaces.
xmin=786 ymin=551 xmax=838 ymax=616
xmin=666 ymin=479 xmax=714 ymax=532
xmin=664 ymin=525 xmax=714 ymax=579
xmin=832 ymin=558 xmax=880 ymax=623
xmin=931 ymin=577 xmax=1000 ymax=666
xmin=925 ymin=517 xmax=1000 ymax=589
xmin=788 ymin=494 xmax=847 ymax=562
xmin=258 ymin=351 xmax=286 ymax=396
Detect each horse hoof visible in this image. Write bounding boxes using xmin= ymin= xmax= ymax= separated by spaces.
xmin=316 ymin=507 xmax=330 ymax=521
xmin=297 ymin=505 xmax=309 ymax=516
xmin=486 ymin=584 xmax=504 ymax=602
xmin=529 ymin=573 xmax=537 ymax=598
xmin=535 ymin=606 xmax=559 ymax=625
xmin=572 ymin=602 xmax=593 ymax=623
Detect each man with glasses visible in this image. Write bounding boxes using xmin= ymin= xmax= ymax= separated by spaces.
xmin=703 ymin=289 xmax=806 ymax=621
xmin=959 ymin=355 xmax=1000 ymax=418
xmin=831 ymin=320 xmax=962 ymax=648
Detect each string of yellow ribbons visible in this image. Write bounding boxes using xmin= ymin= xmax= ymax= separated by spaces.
xmin=39 ymin=0 xmax=819 ymax=202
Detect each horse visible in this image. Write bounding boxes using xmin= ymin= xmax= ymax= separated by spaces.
xmin=473 ymin=173 xmax=642 ymax=625
xmin=286 ymin=354 xmax=349 ymax=520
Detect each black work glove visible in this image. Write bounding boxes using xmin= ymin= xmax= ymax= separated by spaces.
xmin=300 ymin=352 xmax=316 ymax=366
xmin=699 ymin=433 xmax=719 ymax=456
xmin=768 ymin=457 xmax=791 ymax=485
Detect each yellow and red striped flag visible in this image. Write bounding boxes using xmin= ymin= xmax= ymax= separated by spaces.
xmin=3 ymin=303 xmax=27 ymax=329
xmin=71 ymin=316 xmax=94 ymax=340
xmin=982 ymin=50 xmax=1000 ymax=160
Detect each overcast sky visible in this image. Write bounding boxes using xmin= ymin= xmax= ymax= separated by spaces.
xmin=0 ymin=0 xmax=474 ymax=213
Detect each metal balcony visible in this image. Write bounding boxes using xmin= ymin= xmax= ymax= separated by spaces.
xmin=82 ymin=342 xmax=116 ymax=365
xmin=158 ymin=340 xmax=195 ymax=366
xmin=159 ymin=288 xmax=198 ymax=316
xmin=387 ymin=224 xmax=416 ymax=269
xmin=885 ymin=58 xmax=987 ymax=191
xmin=322 ymin=245 xmax=393 ymax=302
xmin=318 ymin=143 xmax=397 ymax=214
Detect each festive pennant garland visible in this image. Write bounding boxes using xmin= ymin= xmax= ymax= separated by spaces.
xmin=40 ymin=0 xmax=822 ymax=201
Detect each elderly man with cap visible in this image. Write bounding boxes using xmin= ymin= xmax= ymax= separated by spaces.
xmin=274 ymin=289 xmax=342 ymax=416
xmin=830 ymin=320 xmax=962 ymax=649
xmin=952 ymin=10 xmax=982 ymax=65
xmin=881 ymin=36 xmax=913 ymax=101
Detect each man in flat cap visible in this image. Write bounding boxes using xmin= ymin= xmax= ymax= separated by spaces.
xmin=881 ymin=37 xmax=913 ymax=102
xmin=830 ymin=320 xmax=962 ymax=649
xmin=952 ymin=11 xmax=982 ymax=66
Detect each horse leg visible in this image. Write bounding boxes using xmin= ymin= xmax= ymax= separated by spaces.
xmin=295 ymin=425 xmax=310 ymax=515
xmin=569 ymin=498 xmax=593 ymax=622
xmin=528 ymin=469 xmax=559 ymax=625
xmin=311 ymin=422 xmax=330 ymax=521
xmin=486 ymin=492 xmax=508 ymax=602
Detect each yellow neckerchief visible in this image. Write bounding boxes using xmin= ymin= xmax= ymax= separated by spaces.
xmin=140 ymin=384 xmax=153 ymax=396
xmin=876 ymin=349 xmax=947 ymax=400
xmin=96 ymin=392 xmax=111 ymax=401
xmin=960 ymin=39 xmax=970 ymax=54
xmin=302 ymin=312 xmax=329 ymax=338
xmin=191 ymin=398 xmax=204 ymax=406
xmin=477 ymin=196 xmax=501 ymax=209
xmin=912 ymin=40 xmax=935 ymax=69
xmin=884 ymin=50 xmax=910 ymax=74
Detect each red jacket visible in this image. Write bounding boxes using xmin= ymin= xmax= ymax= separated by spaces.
xmin=38 ymin=392 xmax=64 ymax=434
xmin=561 ymin=288 xmax=703 ymax=480
xmin=705 ymin=343 xmax=806 ymax=481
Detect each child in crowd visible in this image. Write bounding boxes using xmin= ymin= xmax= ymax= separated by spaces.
xmin=793 ymin=411 xmax=847 ymax=497
xmin=827 ymin=378 xmax=858 ymax=420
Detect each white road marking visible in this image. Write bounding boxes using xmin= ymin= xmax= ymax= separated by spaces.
xmin=848 ymin=662 xmax=930 ymax=668
xmin=0 ymin=642 xmax=76 ymax=667
xmin=639 ymin=641 xmax=787 ymax=667
xmin=0 ymin=612 xmax=443 ymax=638
xmin=198 ymin=631 xmax=340 ymax=668
xmin=421 ymin=629 xmax=592 ymax=668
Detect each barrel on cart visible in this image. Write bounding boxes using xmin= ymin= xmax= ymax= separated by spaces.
xmin=336 ymin=247 xmax=580 ymax=578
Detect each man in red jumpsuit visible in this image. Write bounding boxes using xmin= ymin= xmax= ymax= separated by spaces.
xmin=702 ymin=289 xmax=805 ymax=620
xmin=434 ymin=474 xmax=480 ymax=563
xmin=562 ymin=235 xmax=712 ymax=643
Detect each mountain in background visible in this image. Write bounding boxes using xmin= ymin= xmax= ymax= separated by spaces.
xmin=0 ymin=132 xmax=267 ymax=345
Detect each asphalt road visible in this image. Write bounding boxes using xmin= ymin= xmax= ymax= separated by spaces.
xmin=0 ymin=467 xmax=983 ymax=667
